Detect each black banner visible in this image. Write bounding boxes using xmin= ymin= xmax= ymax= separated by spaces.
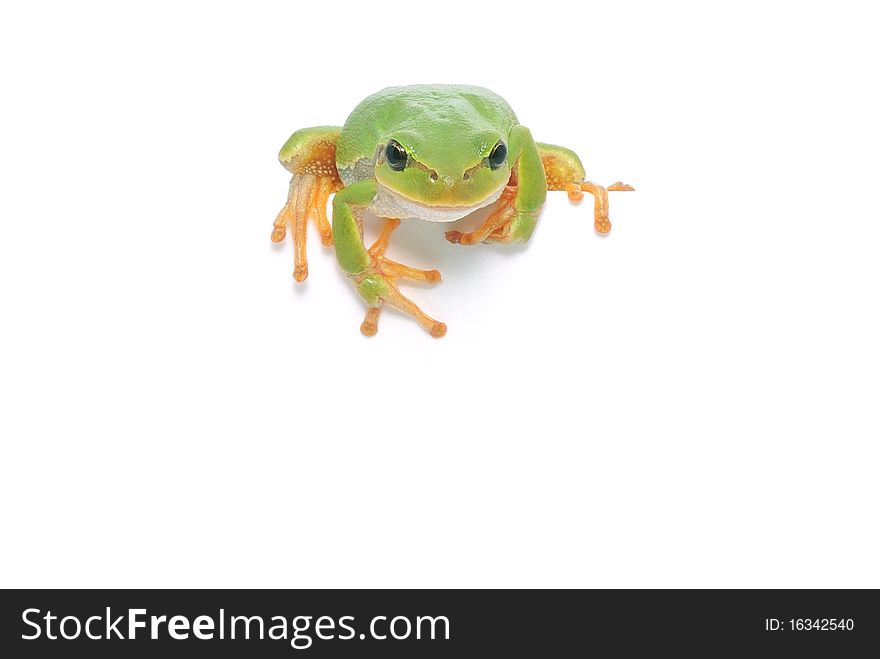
xmin=1 ymin=589 xmax=877 ymax=656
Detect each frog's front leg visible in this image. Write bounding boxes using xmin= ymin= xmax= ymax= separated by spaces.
xmin=272 ymin=126 xmax=344 ymax=281
xmin=446 ymin=125 xmax=546 ymax=246
xmin=332 ymin=180 xmax=445 ymax=338
xmin=445 ymin=135 xmax=634 ymax=244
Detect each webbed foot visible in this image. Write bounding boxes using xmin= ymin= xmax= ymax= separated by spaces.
xmin=355 ymin=219 xmax=445 ymax=338
xmin=445 ymin=186 xmax=537 ymax=245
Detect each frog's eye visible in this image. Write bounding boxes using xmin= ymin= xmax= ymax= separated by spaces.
xmin=385 ymin=140 xmax=408 ymax=171
xmin=488 ymin=141 xmax=507 ymax=170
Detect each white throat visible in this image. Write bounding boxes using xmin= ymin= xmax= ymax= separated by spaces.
xmin=368 ymin=182 xmax=505 ymax=223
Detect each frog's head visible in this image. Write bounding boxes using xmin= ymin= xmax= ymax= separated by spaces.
xmin=373 ymin=126 xmax=511 ymax=215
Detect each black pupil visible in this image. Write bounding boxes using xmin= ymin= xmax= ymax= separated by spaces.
xmin=386 ymin=141 xmax=407 ymax=170
xmin=489 ymin=142 xmax=507 ymax=169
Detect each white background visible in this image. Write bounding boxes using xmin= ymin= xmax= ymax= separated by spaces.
xmin=1 ymin=1 xmax=878 ymax=588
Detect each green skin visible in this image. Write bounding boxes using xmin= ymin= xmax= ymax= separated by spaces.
xmin=278 ymin=85 xmax=595 ymax=334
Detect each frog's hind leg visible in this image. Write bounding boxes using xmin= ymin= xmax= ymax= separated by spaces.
xmin=272 ymin=126 xmax=343 ymax=281
xmin=566 ymin=180 xmax=635 ymax=234
xmin=272 ymin=173 xmax=319 ymax=282
xmin=537 ymin=142 xmax=633 ymax=234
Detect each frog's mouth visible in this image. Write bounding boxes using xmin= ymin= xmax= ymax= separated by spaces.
xmin=372 ymin=181 xmax=506 ymax=223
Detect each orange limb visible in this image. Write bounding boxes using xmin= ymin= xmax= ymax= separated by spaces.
xmin=359 ymin=280 xmax=445 ymax=338
xmin=378 ymin=258 xmax=442 ymax=283
xmin=361 ymin=306 xmax=382 ymax=337
xmin=446 ymin=186 xmax=518 ymax=245
xmin=575 ymin=181 xmax=634 ymax=234
xmin=565 ymin=182 xmax=584 ymax=202
xmin=311 ymin=176 xmax=335 ymax=247
xmin=368 ymin=219 xmax=441 ymax=282
xmin=271 ymin=173 xmax=338 ymax=282
xmin=359 ymin=218 xmax=444 ymax=337
xmin=538 ymin=143 xmax=634 ymax=234
xmin=608 ymin=181 xmax=635 ymax=192
xmin=293 ymin=174 xmax=313 ymax=281
xmin=368 ymin=218 xmax=401 ymax=257
xmin=273 ymin=126 xmax=344 ymax=282
xmin=271 ymin=204 xmax=290 ymax=243
xmin=382 ymin=283 xmax=447 ymax=338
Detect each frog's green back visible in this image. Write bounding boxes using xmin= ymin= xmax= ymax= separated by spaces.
xmin=336 ymin=85 xmax=519 ymax=181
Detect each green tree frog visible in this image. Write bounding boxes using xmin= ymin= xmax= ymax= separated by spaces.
xmin=272 ymin=85 xmax=632 ymax=337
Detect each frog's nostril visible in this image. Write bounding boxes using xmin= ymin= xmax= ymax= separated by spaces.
xmin=463 ymin=172 xmax=471 ymax=181
xmin=430 ymin=172 xmax=438 ymax=182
